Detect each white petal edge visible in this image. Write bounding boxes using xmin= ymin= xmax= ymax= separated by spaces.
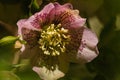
xmin=77 ymin=28 xmax=99 ymax=62
xmin=33 ymin=66 xmax=65 ymax=80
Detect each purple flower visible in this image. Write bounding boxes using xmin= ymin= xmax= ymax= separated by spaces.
xmin=17 ymin=2 xmax=99 ymax=80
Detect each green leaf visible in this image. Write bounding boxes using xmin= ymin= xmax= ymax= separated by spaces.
xmin=29 ymin=0 xmax=42 ymax=15
xmin=32 ymin=0 xmax=41 ymax=9
xmin=17 ymin=59 xmax=30 ymax=72
xmin=0 ymin=36 xmax=18 ymax=47
xmin=0 ymin=71 xmax=21 ymax=80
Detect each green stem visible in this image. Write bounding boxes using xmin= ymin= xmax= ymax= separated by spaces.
xmin=11 ymin=50 xmax=21 ymax=73
xmin=12 ymin=51 xmax=20 ymax=65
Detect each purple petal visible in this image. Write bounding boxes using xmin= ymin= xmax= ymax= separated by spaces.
xmin=66 ymin=27 xmax=84 ymax=63
xmin=17 ymin=18 xmax=40 ymax=36
xmin=61 ymin=10 xmax=86 ymax=29
xmin=38 ymin=3 xmax=55 ymax=15
xmin=17 ymin=19 xmax=40 ymax=46
xmin=67 ymin=27 xmax=98 ymax=63
xmin=21 ymin=28 xmax=40 ymax=46
xmin=32 ymin=3 xmax=55 ymax=27
xmin=77 ymin=28 xmax=99 ymax=62
xmin=17 ymin=3 xmax=55 ymax=48
xmin=17 ymin=3 xmax=55 ymax=34
xmin=49 ymin=3 xmax=86 ymax=29
xmin=54 ymin=2 xmax=73 ymax=9
xmin=49 ymin=3 xmax=71 ymax=24
xmin=63 ymin=3 xmax=73 ymax=9
xmin=17 ymin=19 xmax=27 ymax=35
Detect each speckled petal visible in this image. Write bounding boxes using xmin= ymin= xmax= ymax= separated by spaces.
xmin=49 ymin=2 xmax=86 ymax=29
xmin=17 ymin=3 xmax=55 ymax=34
xmin=67 ymin=27 xmax=98 ymax=63
xmin=61 ymin=10 xmax=86 ymax=29
xmin=17 ymin=19 xmax=27 ymax=36
xmin=66 ymin=27 xmax=84 ymax=63
xmin=21 ymin=28 xmax=40 ymax=46
xmin=32 ymin=3 xmax=55 ymax=28
xmin=17 ymin=3 xmax=55 ymax=51
xmin=77 ymin=28 xmax=99 ymax=62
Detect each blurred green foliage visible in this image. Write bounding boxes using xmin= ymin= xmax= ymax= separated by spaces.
xmin=0 ymin=0 xmax=120 ymax=80
xmin=0 ymin=71 xmax=21 ymax=80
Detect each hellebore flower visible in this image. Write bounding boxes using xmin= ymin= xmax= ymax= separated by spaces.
xmin=17 ymin=2 xmax=99 ymax=80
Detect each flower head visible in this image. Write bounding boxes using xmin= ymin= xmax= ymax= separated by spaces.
xmin=17 ymin=2 xmax=99 ymax=80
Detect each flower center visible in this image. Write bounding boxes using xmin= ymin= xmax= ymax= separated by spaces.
xmin=39 ymin=24 xmax=70 ymax=56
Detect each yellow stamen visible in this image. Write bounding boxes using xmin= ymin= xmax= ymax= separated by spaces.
xmin=39 ymin=24 xmax=70 ymax=56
